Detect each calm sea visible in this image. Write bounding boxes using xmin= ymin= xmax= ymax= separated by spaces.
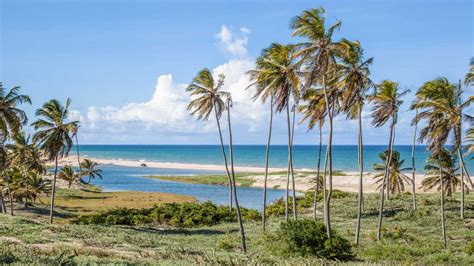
xmin=76 ymin=145 xmax=473 ymax=174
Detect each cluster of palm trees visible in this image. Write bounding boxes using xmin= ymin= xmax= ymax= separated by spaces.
xmin=187 ymin=7 xmax=473 ymax=252
xmin=0 ymin=83 xmax=102 ymax=223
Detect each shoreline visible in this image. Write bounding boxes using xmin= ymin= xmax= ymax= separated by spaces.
xmin=58 ymin=156 xmax=442 ymax=194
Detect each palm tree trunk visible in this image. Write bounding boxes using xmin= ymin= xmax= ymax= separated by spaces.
xmin=285 ymin=103 xmax=293 ymax=220
xmin=313 ymin=124 xmax=322 ymax=220
xmin=386 ymin=129 xmax=395 ymax=201
xmin=321 ymin=75 xmax=333 ymax=238
xmin=377 ymin=117 xmax=395 ymax=241
xmin=7 ymin=182 xmax=13 ymax=216
xmin=355 ymin=103 xmax=364 ymax=245
xmin=411 ymin=109 xmax=418 ymax=211
xmin=0 ymin=192 xmax=5 ymax=213
xmin=262 ymin=99 xmax=273 ymax=231
xmin=439 ymin=154 xmax=447 ymax=248
xmin=49 ymin=154 xmax=59 ymax=223
xmin=75 ymin=133 xmax=83 ymax=182
xmin=213 ymin=102 xmax=233 ymax=211
xmin=227 ymin=100 xmax=247 ymax=253
xmin=458 ymin=148 xmax=465 ymax=219
xmin=290 ymin=105 xmax=297 ymax=220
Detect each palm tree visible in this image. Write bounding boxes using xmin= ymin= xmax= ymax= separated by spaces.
xmin=291 ymin=7 xmax=350 ymax=236
xmin=6 ymin=132 xmax=45 ymax=208
xmin=0 ymin=83 xmax=31 ymax=143
xmin=79 ymin=159 xmax=103 ymax=184
xmin=58 ymin=165 xmax=77 ymax=188
xmin=373 ymin=150 xmax=413 ymax=195
xmin=411 ymin=78 xmax=473 ymax=219
xmin=422 ymin=148 xmax=468 ymax=196
xmin=32 ymin=99 xmax=78 ymax=223
xmin=247 ymin=49 xmax=277 ymax=231
xmin=247 ymin=43 xmax=300 ymax=220
xmin=465 ymin=125 xmax=474 ymax=158
xmin=411 ymin=108 xmax=418 ymax=210
xmin=225 ymin=96 xmax=247 ymax=253
xmin=338 ymin=40 xmax=374 ymax=245
xmin=369 ymin=80 xmax=409 ymax=241
xmin=72 ymin=125 xmax=82 ymax=182
xmin=186 ymin=69 xmax=233 ymax=211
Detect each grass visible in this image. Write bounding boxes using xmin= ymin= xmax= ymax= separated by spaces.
xmin=148 ymin=170 xmax=347 ymax=188
xmin=148 ymin=173 xmax=256 ymax=187
xmin=0 ymin=189 xmax=472 ymax=264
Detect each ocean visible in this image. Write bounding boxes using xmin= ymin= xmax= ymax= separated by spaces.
xmin=76 ymin=145 xmax=473 ymax=174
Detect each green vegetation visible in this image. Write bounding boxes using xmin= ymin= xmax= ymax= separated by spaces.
xmin=148 ymin=173 xmax=256 ymax=187
xmin=0 ymin=192 xmax=472 ymax=264
xmin=269 ymin=219 xmax=353 ymax=260
xmin=74 ymin=201 xmax=260 ymax=227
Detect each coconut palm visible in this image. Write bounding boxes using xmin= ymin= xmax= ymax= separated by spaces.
xmin=411 ymin=78 xmax=473 ymax=219
xmin=373 ymin=150 xmax=413 ymax=195
xmin=248 ymin=43 xmax=300 ymax=220
xmin=247 ymin=48 xmax=277 ymax=231
xmin=10 ymin=168 xmax=50 ymax=207
xmin=422 ymin=148 xmax=468 ymax=196
xmin=291 ymin=7 xmax=351 ymax=236
xmin=58 ymin=165 xmax=77 ymax=188
xmin=6 ymin=133 xmax=45 ymax=174
xmin=225 ymin=96 xmax=247 ymax=253
xmin=186 ymin=69 xmax=233 ymax=211
xmin=32 ymin=99 xmax=78 ymax=223
xmin=24 ymin=171 xmax=51 ymax=204
xmin=337 ymin=40 xmax=374 ymax=245
xmin=72 ymin=125 xmax=82 ymax=182
xmin=369 ymin=80 xmax=409 ymax=241
xmin=79 ymin=159 xmax=103 ymax=184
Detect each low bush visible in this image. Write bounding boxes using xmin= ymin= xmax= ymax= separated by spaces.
xmin=269 ymin=219 xmax=353 ymax=261
xmin=74 ymin=201 xmax=260 ymax=228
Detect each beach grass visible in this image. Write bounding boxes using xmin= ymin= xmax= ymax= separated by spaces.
xmin=1 ymin=190 xmax=472 ymax=264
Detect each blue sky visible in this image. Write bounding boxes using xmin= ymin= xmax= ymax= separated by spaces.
xmin=1 ymin=0 xmax=472 ymax=145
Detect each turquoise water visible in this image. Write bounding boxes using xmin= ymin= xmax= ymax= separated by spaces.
xmin=88 ymin=165 xmax=287 ymax=210
xmin=77 ymin=145 xmax=473 ymax=173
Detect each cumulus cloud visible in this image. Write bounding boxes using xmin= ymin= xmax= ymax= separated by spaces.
xmin=215 ymin=25 xmax=250 ymax=57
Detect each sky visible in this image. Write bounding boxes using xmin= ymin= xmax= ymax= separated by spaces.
xmin=1 ymin=0 xmax=473 ymax=145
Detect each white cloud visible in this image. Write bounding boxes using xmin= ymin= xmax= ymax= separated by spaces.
xmin=215 ymin=25 xmax=250 ymax=57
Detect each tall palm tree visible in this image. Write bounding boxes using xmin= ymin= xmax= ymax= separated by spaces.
xmin=247 ymin=49 xmax=277 ymax=231
xmin=291 ymin=7 xmax=350 ymax=236
xmin=373 ymin=150 xmax=413 ymax=195
xmin=225 ymin=96 xmax=247 ymax=253
xmin=422 ymin=148 xmax=468 ymax=196
xmin=369 ymin=80 xmax=409 ymax=241
xmin=32 ymin=99 xmax=78 ymax=223
xmin=248 ymin=43 xmax=300 ymax=220
xmin=411 ymin=78 xmax=473 ymax=219
xmin=79 ymin=159 xmax=103 ymax=184
xmin=411 ymin=108 xmax=418 ymax=210
xmin=186 ymin=69 xmax=233 ymax=211
xmin=338 ymin=40 xmax=374 ymax=245
xmin=58 ymin=165 xmax=77 ymax=188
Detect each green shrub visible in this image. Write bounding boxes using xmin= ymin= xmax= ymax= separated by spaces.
xmin=270 ymin=219 xmax=353 ymax=261
xmin=464 ymin=241 xmax=474 ymax=255
xmin=74 ymin=201 xmax=260 ymax=228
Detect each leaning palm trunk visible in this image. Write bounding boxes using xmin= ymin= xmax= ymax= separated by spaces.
xmin=49 ymin=154 xmax=59 ymax=223
xmin=213 ymin=102 xmax=233 ymax=211
xmin=227 ymin=101 xmax=247 ymax=253
xmin=355 ymin=103 xmax=364 ymax=245
xmin=262 ymin=99 xmax=273 ymax=231
xmin=321 ymin=75 xmax=333 ymax=238
xmin=439 ymin=154 xmax=447 ymax=248
xmin=386 ymin=124 xmax=396 ymax=200
xmin=377 ymin=117 xmax=395 ymax=240
xmin=411 ymin=109 xmax=418 ymax=210
xmin=313 ymin=124 xmax=322 ymax=220
xmin=285 ymin=103 xmax=296 ymax=220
